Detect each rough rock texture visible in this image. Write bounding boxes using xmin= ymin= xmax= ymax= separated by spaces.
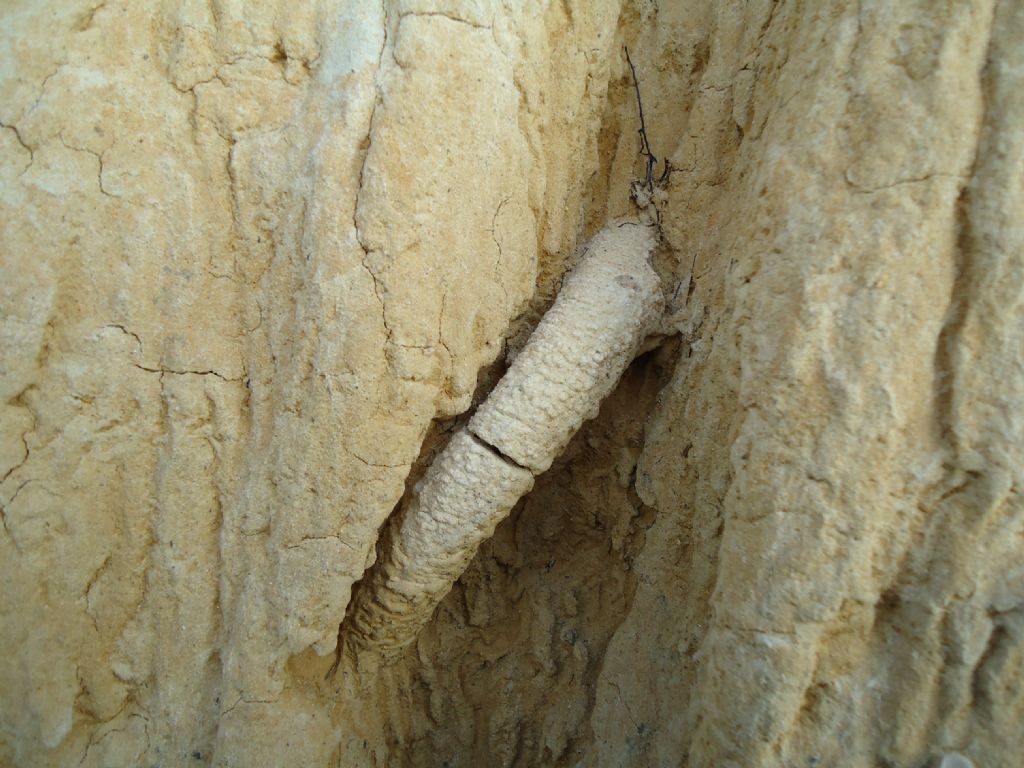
xmin=469 ymin=219 xmax=663 ymax=475
xmin=347 ymin=219 xmax=661 ymax=653
xmin=0 ymin=1 xmax=1021 ymax=767
xmin=345 ymin=428 xmax=536 ymax=653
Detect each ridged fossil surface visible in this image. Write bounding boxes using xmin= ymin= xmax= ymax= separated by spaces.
xmin=344 ymin=219 xmax=664 ymax=653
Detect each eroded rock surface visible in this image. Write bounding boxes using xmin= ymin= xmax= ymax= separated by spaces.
xmin=1 ymin=1 xmax=1021 ymax=766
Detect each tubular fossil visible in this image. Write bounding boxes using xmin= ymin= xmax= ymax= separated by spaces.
xmin=345 ymin=219 xmax=663 ymax=653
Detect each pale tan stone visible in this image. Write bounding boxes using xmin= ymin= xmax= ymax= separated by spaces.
xmin=347 ymin=219 xmax=660 ymax=654
xmin=1 ymin=1 xmax=1021 ymax=767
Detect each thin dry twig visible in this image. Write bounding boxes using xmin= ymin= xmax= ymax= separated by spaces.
xmin=624 ymin=46 xmax=657 ymax=193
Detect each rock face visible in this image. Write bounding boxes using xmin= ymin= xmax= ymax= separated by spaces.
xmin=0 ymin=1 xmax=1020 ymax=767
